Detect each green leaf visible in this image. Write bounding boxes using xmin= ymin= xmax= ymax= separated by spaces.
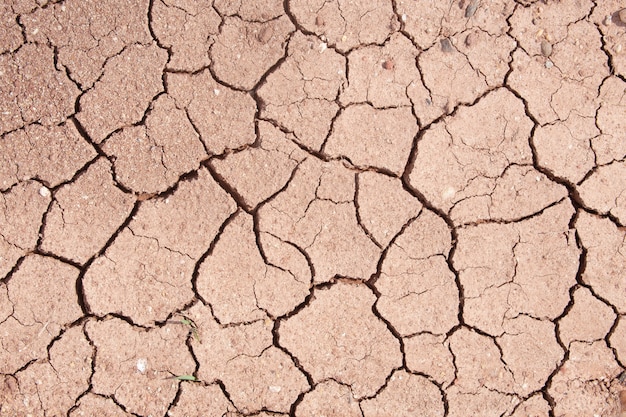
xmin=174 ymin=375 xmax=198 ymax=381
xmin=180 ymin=318 xmax=194 ymax=327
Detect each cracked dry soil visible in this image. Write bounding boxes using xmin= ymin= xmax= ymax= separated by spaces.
xmin=1 ymin=0 xmax=626 ymax=416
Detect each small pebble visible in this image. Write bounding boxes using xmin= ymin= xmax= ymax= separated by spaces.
xmin=465 ymin=32 xmax=479 ymax=47
xmin=136 ymin=358 xmax=147 ymax=374
xmin=603 ymin=15 xmax=612 ymax=26
xmin=315 ymin=15 xmax=324 ymax=26
xmin=541 ymin=40 xmax=552 ymax=57
xmin=440 ymin=38 xmax=454 ymax=53
xmin=465 ymin=1 xmax=478 ymax=18
xmin=39 ymin=186 xmax=50 ymax=197
xmin=545 ymin=60 xmax=553 ymax=69
xmin=619 ymin=8 xmax=626 ymax=24
xmin=319 ymin=42 xmax=327 ymax=53
xmin=257 ymin=26 xmax=273 ymax=44
xmin=401 ymin=14 xmax=407 ymax=22
xmin=382 ymin=59 xmax=394 ymax=70
xmin=442 ymin=186 xmax=455 ymax=200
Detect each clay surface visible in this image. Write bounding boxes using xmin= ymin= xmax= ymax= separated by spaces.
xmin=2 ymin=0 xmax=626 ymax=415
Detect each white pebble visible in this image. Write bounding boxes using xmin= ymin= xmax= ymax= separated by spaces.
xmin=319 ymin=42 xmax=327 ymax=53
xmin=136 ymin=358 xmax=147 ymax=373
xmin=269 ymin=386 xmax=281 ymax=393
xmin=545 ymin=60 xmax=553 ymax=69
xmin=442 ymin=186 xmax=456 ymax=200
xmin=39 ymin=186 xmax=50 ymax=197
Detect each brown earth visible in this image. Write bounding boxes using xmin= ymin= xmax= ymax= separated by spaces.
xmin=1 ymin=0 xmax=626 ymax=416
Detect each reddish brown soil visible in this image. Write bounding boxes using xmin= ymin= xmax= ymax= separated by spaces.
xmin=1 ymin=0 xmax=626 ymax=416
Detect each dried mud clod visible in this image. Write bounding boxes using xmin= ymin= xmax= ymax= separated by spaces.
xmin=2 ymin=0 xmax=626 ymax=415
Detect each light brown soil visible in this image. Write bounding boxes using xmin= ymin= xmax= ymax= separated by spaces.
xmin=1 ymin=0 xmax=625 ymax=416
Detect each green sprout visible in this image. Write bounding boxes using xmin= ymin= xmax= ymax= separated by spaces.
xmin=167 ymin=315 xmax=201 ymax=344
xmin=165 ymin=372 xmax=200 ymax=382
xmin=173 ymin=374 xmax=198 ymax=382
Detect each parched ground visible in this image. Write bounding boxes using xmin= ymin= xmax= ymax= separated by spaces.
xmin=1 ymin=0 xmax=626 ymax=416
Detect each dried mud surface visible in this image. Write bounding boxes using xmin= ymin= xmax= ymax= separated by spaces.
xmin=1 ymin=0 xmax=626 ymax=416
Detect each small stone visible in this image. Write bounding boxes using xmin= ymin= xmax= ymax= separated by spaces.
xmin=603 ymin=15 xmax=612 ymax=26
xmin=545 ymin=60 xmax=553 ymax=69
xmin=315 ymin=15 xmax=324 ymax=26
xmin=136 ymin=358 xmax=147 ymax=373
xmin=257 ymin=26 xmax=273 ymax=44
xmin=619 ymin=9 xmax=626 ymax=24
xmin=39 ymin=186 xmax=50 ymax=197
xmin=440 ymin=38 xmax=454 ymax=53
xmin=319 ymin=42 xmax=327 ymax=53
xmin=465 ymin=1 xmax=478 ymax=18
xmin=465 ymin=32 xmax=479 ymax=47
xmin=442 ymin=186 xmax=456 ymax=200
xmin=382 ymin=59 xmax=394 ymax=70
xmin=541 ymin=40 xmax=553 ymax=57
xmin=269 ymin=386 xmax=281 ymax=393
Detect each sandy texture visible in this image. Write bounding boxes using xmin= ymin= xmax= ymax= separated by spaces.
xmin=2 ymin=0 xmax=626 ymax=415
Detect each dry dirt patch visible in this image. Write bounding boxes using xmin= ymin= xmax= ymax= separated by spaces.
xmin=1 ymin=0 xmax=626 ymax=416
